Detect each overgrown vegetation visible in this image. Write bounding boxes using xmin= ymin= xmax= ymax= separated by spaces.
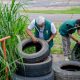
xmin=23 ymin=46 xmax=36 ymax=54
xmin=0 ymin=0 xmax=29 ymax=79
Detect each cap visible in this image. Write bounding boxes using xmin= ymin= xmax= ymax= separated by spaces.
xmin=36 ymin=16 xmax=45 ymax=25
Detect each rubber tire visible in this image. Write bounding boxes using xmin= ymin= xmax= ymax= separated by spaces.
xmin=53 ymin=61 xmax=80 ymax=80
xmin=71 ymin=43 xmax=80 ymax=61
xmin=12 ymin=71 xmax=54 ymax=80
xmin=15 ymin=56 xmax=52 ymax=77
xmin=18 ymin=39 xmax=50 ymax=63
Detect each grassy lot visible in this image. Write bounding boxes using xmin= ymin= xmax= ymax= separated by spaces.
xmin=23 ymin=7 xmax=80 ymax=14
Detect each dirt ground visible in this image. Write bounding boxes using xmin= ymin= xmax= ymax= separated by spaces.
xmin=52 ymin=54 xmax=65 ymax=62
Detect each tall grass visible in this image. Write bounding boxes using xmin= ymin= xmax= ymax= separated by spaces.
xmin=0 ymin=0 xmax=29 ymax=79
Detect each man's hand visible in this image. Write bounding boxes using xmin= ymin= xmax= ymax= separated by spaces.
xmin=46 ymin=33 xmax=57 ymax=43
xmin=26 ymin=29 xmax=38 ymax=43
xmin=32 ymin=37 xmax=38 ymax=43
xmin=77 ymin=40 xmax=80 ymax=44
xmin=47 ymin=40 xmax=50 ymax=43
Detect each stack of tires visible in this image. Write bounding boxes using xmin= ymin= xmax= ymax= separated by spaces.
xmin=12 ymin=39 xmax=54 ymax=80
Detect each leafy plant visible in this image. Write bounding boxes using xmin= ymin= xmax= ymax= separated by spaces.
xmin=23 ymin=46 xmax=36 ymax=54
xmin=0 ymin=0 xmax=29 ymax=79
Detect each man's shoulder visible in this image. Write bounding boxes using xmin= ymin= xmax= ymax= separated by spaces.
xmin=31 ymin=19 xmax=36 ymax=24
xmin=64 ymin=20 xmax=76 ymax=24
xmin=45 ymin=19 xmax=51 ymax=23
xmin=45 ymin=19 xmax=53 ymax=26
xmin=60 ymin=20 xmax=74 ymax=27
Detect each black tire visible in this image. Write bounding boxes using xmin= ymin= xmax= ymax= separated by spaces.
xmin=15 ymin=56 xmax=52 ymax=77
xmin=71 ymin=43 xmax=80 ymax=61
xmin=53 ymin=61 xmax=80 ymax=80
xmin=18 ymin=39 xmax=50 ymax=63
xmin=12 ymin=71 xmax=54 ymax=80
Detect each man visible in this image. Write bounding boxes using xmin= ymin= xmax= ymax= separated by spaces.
xmin=26 ymin=16 xmax=57 ymax=50
xmin=59 ymin=19 xmax=80 ymax=60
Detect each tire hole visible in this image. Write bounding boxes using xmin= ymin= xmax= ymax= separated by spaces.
xmin=22 ymin=42 xmax=42 ymax=54
xmin=61 ymin=65 xmax=80 ymax=71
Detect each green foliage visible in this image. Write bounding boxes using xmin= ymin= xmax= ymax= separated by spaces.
xmin=0 ymin=0 xmax=29 ymax=79
xmin=23 ymin=46 xmax=36 ymax=54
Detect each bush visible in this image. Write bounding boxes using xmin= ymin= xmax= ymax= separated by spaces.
xmin=0 ymin=0 xmax=29 ymax=79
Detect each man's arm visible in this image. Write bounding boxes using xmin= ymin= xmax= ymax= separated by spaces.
xmin=26 ymin=28 xmax=38 ymax=43
xmin=69 ymin=34 xmax=80 ymax=44
xmin=47 ymin=22 xmax=57 ymax=43
xmin=26 ymin=19 xmax=38 ymax=43
xmin=47 ymin=33 xmax=57 ymax=43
